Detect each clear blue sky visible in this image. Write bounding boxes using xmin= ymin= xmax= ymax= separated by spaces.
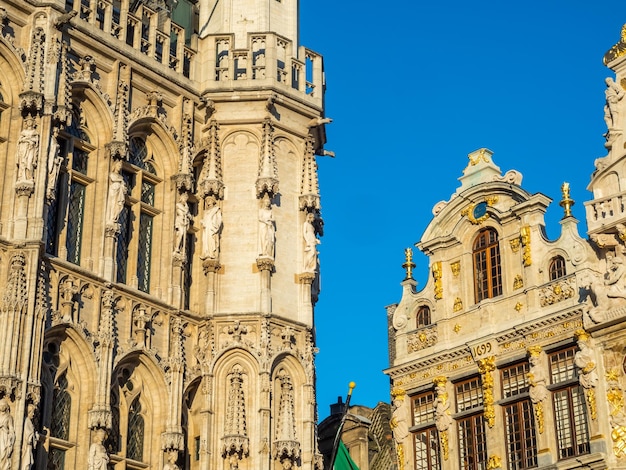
xmin=299 ymin=2 xmax=626 ymax=419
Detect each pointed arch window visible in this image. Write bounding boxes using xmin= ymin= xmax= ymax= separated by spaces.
xmin=46 ymin=109 xmax=94 ymax=265
xmin=51 ymin=373 xmax=72 ymax=440
xmin=127 ymin=395 xmax=145 ymax=462
xmin=549 ymin=256 xmax=566 ymax=281
xmin=115 ymin=135 xmax=160 ymax=293
xmin=473 ymin=228 xmax=502 ymax=303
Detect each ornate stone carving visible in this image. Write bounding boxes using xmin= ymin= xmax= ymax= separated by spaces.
xmin=20 ymin=28 xmax=45 ymax=113
xmin=197 ymin=120 xmax=224 ymax=199
xmin=256 ymin=118 xmax=279 ymax=197
xmin=272 ymin=369 xmax=300 ymax=467
xmin=2 ymin=252 xmax=28 ymax=312
xmin=299 ymin=135 xmax=320 ymax=210
xmin=575 ymin=329 xmax=598 ymax=420
xmin=407 ymin=326 xmax=437 ymax=352
xmin=222 ymin=365 xmax=249 ymax=466
xmin=302 ymin=212 xmax=320 ymax=273
xmin=527 ymin=346 xmax=548 ymax=434
xmin=539 ymin=276 xmax=575 ymax=307
xmin=433 ymin=376 xmax=451 ymax=460
xmin=390 ymin=388 xmax=408 ymax=470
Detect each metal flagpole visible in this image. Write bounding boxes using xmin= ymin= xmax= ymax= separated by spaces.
xmin=328 ymin=382 xmax=356 ymax=470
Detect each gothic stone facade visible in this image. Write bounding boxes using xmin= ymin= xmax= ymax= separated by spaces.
xmin=0 ymin=0 xmax=330 ymax=469
xmin=385 ymin=26 xmax=626 ymax=470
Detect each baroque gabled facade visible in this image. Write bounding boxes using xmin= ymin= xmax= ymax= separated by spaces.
xmin=385 ymin=26 xmax=626 ymax=470
xmin=0 ymin=0 xmax=330 ymax=469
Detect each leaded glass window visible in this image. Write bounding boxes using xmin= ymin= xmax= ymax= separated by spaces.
xmin=51 ymin=374 xmax=71 ymax=440
xmin=118 ymin=135 xmax=159 ymax=293
xmin=116 ymin=206 xmax=132 ymax=284
xmin=127 ymin=396 xmax=145 ymax=462
xmin=66 ymin=182 xmax=86 ymax=265
xmin=47 ymin=108 xmax=92 ymax=264
xmin=137 ymin=213 xmax=153 ymax=293
xmin=49 ymin=448 xmax=66 ymax=470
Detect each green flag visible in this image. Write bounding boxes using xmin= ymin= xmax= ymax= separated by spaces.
xmin=334 ymin=440 xmax=359 ymax=470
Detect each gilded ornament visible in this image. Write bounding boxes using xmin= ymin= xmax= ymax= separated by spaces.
xmin=453 ymin=324 xmax=461 ymax=333
xmin=432 ymin=261 xmax=443 ymax=300
xmin=453 ymin=297 xmax=463 ymax=312
xmin=402 ymin=248 xmax=416 ymax=280
xmin=468 ymin=148 xmax=490 ymax=165
xmin=604 ymin=24 xmax=626 ymax=65
xmin=559 ymin=182 xmax=575 ymax=219
xmin=513 ymin=275 xmax=523 ymax=290
xmin=509 ymin=238 xmax=521 ymax=253
xmin=450 ymin=261 xmax=460 ymax=277
xmin=514 ymin=302 xmax=523 ymax=312
xmin=520 ymin=225 xmax=532 ymax=266
xmin=478 ymin=357 xmax=496 ymax=428
xmin=487 ymin=455 xmax=502 ymax=470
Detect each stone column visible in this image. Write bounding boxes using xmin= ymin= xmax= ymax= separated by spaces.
xmin=202 ymin=260 xmax=220 ymax=315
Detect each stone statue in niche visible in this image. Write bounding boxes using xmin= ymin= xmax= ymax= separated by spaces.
xmin=16 ymin=118 xmax=39 ymax=182
xmin=174 ymin=191 xmax=192 ymax=255
xmin=258 ymin=195 xmax=275 ymax=259
xmin=46 ymin=127 xmax=64 ymax=201
xmin=87 ymin=428 xmax=109 ymax=470
xmin=21 ymin=404 xmax=38 ymax=470
xmin=303 ymin=212 xmax=320 ymax=273
xmin=201 ymin=195 xmax=222 ymax=259
xmin=106 ymin=159 xmax=128 ymax=225
xmin=163 ymin=449 xmax=180 ymax=470
xmin=604 ymin=77 xmax=625 ymax=129
xmin=0 ymin=398 xmax=15 ymax=470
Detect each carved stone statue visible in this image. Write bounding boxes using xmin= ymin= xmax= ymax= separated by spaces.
xmin=106 ymin=159 xmax=127 ymax=225
xmin=174 ymin=192 xmax=191 ymax=255
xmin=604 ymin=77 xmax=625 ymax=129
xmin=390 ymin=390 xmax=408 ymax=444
xmin=0 ymin=399 xmax=15 ymax=470
xmin=16 ymin=118 xmax=39 ymax=182
xmin=201 ymin=196 xmax=222 ymax=259
xmin=21 ymin=404 xmax=38 ymax=470
xmin=303 ymin=212 xmax=320 ymax=273
xmin=575 ymin=332 xmax=598 ymax=390
xmin=528 ymin=350 xmax=548 ymax=404
xmin=433 ymin=382 xmax=452 ymax=433
xmin=163 ymin=449 xmax=180 ymax=470
xmin=605 ymin=254 xmax=626 ymax=299
xmin=87 ymin=428 xmax=109 ymax=470
xmin=258 ymin=196 xmax=275 ymax=258
xmin=46 ymin=127 xmax=63 ymax=201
